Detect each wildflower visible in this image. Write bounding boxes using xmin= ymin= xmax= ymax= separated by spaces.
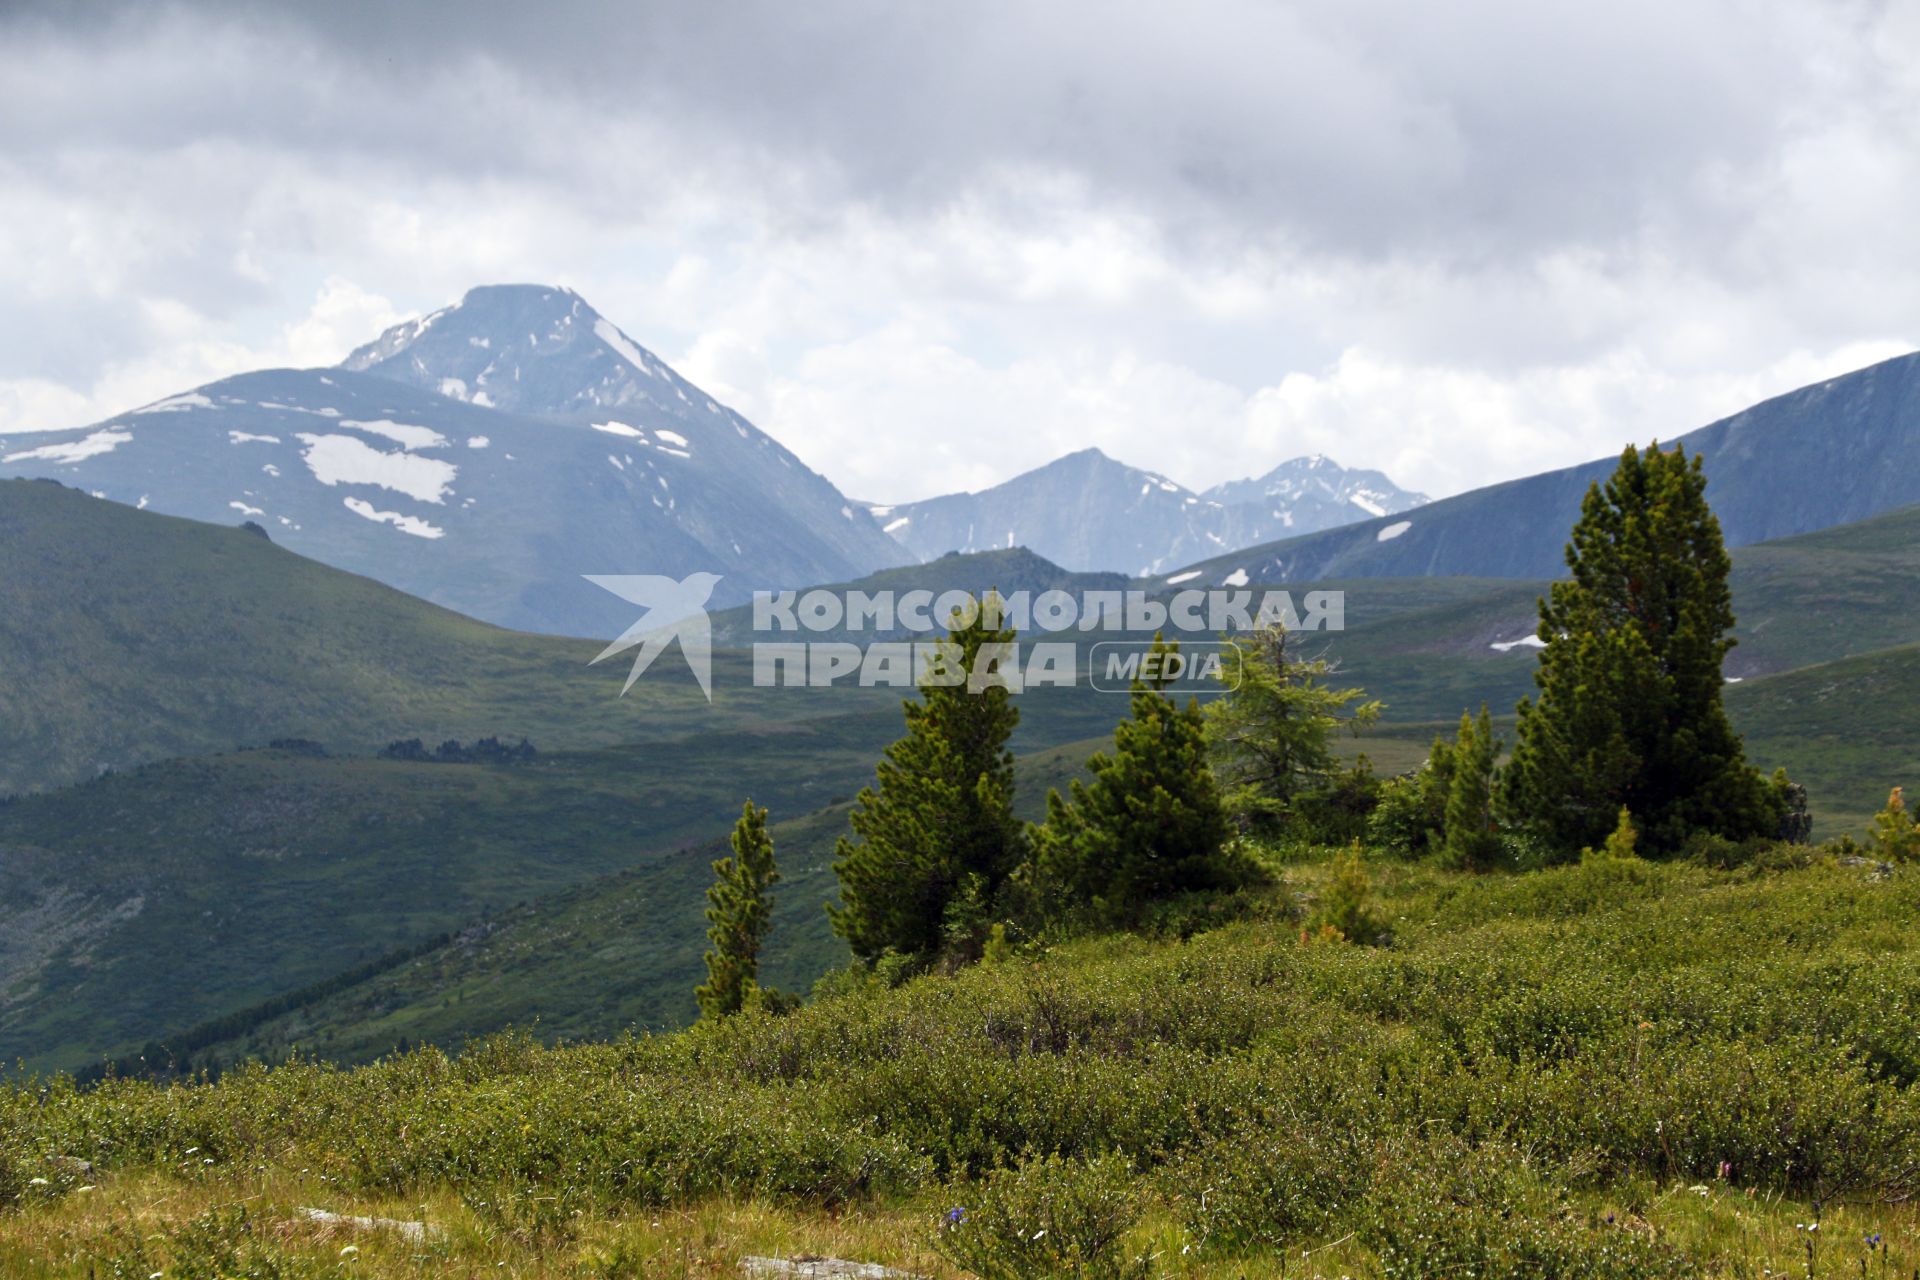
xmin=946 ymin=1207 xmax=966 ymax=1225
xmin=1717 ymin=1160 xmax=1733 ymax=1180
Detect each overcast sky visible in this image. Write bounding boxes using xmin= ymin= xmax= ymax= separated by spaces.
xmin=2 ymin=1 xmax=1916 ymax=502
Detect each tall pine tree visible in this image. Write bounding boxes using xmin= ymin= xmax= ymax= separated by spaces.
xmin=1031 ymin=634 xmax=1233 ymax=924
xmin=830 ymin=593 xmax=1026 ymax=964
xmin=696 ymin=800 xmax=780 ymax=1020
xmin=1502 ymin=443 xmax=1783 ymax=853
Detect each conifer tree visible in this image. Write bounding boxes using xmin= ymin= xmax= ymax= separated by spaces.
xmin=830 ymin=594 xmax=1026 ymax=964
xmin=696 ymin=800 xmax=780 ymax=1020
xmin=1204 ymin=622 xmax=1380 ymax=830
xmin=1502 ymin=443 xmax=1783 ymax=853
xmin=1032 ymin=634 xmax=1233 ymax=923
xmin=1439 ymin=705 xmax=1500 ymax=869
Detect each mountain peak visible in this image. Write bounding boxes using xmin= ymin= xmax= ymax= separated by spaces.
xmin=341 ymin=283 xmax=688 ymax=419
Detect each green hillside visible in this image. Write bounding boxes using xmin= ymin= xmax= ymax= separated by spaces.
xmin=1727 ymin=641 xmax=1920 ymax=835
xmin=0 ymin=478 xmax=904 ymax=795
xmin=1303 ymin=500 xmax=1920 ymax=723
xmin=105 ymin=738 xmax=1109 ymax=1075
xmin=0 ymin=672 xmax=1125 ymax=1075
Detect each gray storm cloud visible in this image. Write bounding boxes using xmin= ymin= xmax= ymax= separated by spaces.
xmin=0 ymin=0 xmax=1914 ymax=500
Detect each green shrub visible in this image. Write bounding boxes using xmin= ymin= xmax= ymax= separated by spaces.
xmin=933 ymin=1152 xmax=1150 ymax=1280
xmin=1306 ymin=844 xmax=1388 ymax=945
xmin=1360 ymin=1140 xmax=1695 ymax=1280
xmin=92 ymin=1206 xmax=349 ymax=1280
xmin=1367 ymin=768 xmax=1446 ymax=859
xmin=1161 ymin=1121 xmax=1371 ymax=1252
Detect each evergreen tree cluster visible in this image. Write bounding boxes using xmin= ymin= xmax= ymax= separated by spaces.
xmin=696 ymin=440 xmax=1816 ymax=1016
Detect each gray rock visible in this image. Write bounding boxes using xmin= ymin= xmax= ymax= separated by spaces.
xmin=740 ymin=1256 xmax=923 ymax=1279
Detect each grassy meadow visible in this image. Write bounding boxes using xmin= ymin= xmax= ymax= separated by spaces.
xmin=4 ymin=842 xmax=1917 ymax=1278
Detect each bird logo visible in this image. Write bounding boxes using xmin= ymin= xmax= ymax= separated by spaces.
xmin=583 ymin=572 xmax=723 ymax=701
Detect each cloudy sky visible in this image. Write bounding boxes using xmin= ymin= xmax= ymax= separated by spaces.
xmin=2 ymin=0 xmax=1916 ymax=503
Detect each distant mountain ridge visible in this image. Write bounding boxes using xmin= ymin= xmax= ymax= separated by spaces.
xmin=1157 ymin=351 xmax=1920 ymax=588
xmin=0 ymin=285 xmax=907 ymax=634
xmin=871 ymin=448 xmax=1427 ymax=575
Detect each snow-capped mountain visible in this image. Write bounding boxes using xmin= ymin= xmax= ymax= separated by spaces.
xmin=872 ymin=448 xmax=1427 ymax=575
xmin=1201 ymin=455 xmax=1424 ymax=526
xmin=0 ymin=285 xmax=907 ymax=635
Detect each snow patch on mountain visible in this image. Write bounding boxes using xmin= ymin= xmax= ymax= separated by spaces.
xmin=4 ymin=430 xmax=133 ymax=464
xmin=594 ymin=318 xmax=655 ymax=375
xmin=1377 ymin=521 xmax=1412 ymax=541
xmin=342 ymin=420 xmax=448 ymax=451
xmin=134 ymin=392 xmax=213 ymax=415
xmin=295 ymin=433 xmax=456 ymax=504
xmin=342 ymin=496 xmax=445 ymax=539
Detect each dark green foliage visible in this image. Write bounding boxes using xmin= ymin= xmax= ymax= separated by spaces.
xmin=933 ymin=1153 xmax=1149 ymax=1280
xmin=1440 ymin=705 xmax=1501 ymax=869
xmin=1504 ymin=443 xmax=1784 ymax=854
xmin=1204 ymin=622 xmax=1381 ymax=831
xmin=1367 ymin=737 xmax=1456 ymax=858
xmin=696 ymin=801 xmax=781 ymax=1020
xmin=1030 ymin=635 xmax=1235 ymax=925
xmin=377 ymin=736 xmax=538 ymax=764
xmin=830 ymin=595 xmax=1028 ymax=964
xmin=1284 ymin=756 xmax=1383 ymax=845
